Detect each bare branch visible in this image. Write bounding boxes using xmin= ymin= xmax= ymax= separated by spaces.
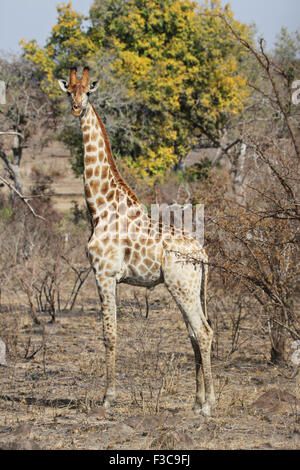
xmin=0 ymin=175 xmax=46 ymax=221
xmin=200 ymin=12 xmax=300 ymax=157
xmin=0 ymin=131 xmax=24 ymax=139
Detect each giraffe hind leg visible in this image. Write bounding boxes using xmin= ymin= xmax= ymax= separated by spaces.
xmin=168 ymin=289 xmax=215 ymax=415
xmin=162 ymin=251 xmax=215 ymax=415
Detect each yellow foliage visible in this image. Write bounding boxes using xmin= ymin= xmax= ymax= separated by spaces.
xmin=20 ymin=0 xmax=253 ymax=179
xmin=21 ymin=2 xmax=96 ymax=97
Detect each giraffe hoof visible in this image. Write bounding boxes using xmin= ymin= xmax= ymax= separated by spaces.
xmin=103 ymin=399 xmax=113 ymax=410
xmin=201 ymin=402 xmax=212 ymax=416
xmin=192 ymin=402 xmax=211 ymax=416
xmin=103 ymin=394 xmax=116 ymax=410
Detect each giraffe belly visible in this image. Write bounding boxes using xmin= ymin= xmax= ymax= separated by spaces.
xmin=117 ymin=238 xmax=164 ymax=287
xmin=119 ymin=273 xmax=163 ymax=288
xmin=119 ymin=262 xmax=163 ymax=287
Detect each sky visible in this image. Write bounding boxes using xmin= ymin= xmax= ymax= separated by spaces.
xmin=0 ymin=0 xmax=299 ymax=55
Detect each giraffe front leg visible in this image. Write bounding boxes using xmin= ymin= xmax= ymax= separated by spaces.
xmin=96 ymin=275 xmax=117 ymax=409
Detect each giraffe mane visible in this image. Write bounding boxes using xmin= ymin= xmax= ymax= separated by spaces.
xmin=91 ymin=104 xmax=142 ymax=205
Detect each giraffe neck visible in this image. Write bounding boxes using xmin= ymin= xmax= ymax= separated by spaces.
xmin=80 ymin=103 xmax=141 ymax=227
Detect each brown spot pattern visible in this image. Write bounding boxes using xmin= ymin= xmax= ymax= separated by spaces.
xmin=86 ymin=144 xmax=97 ymax=153
xmin=91 ymin=130 xmax=98 ymax=141
xmin=101 ymin=181 xmax=109 ymax=194
xmin=85 ymin=168 xmax=93 ymax=179
xmin=85 ymin=155 xmax=97 ymax=166
xmin=96 ymin=196 xmax=105 ymax=206
xmin=85 ymin=185 xmax=92 ymax=198
xmin=89 ymin=203 xmax=97 ymax=216
xmin=107 ymin=190 xmax=115 ymax=202
xmin=144 ymin=258 xmax=153 ymax=268
xmin=124 ymin=247 xmax=131 ymax=262
xmin=91 ymin=180 xmax=100 ymax=194
xmin=101 ymin=166 xmax=109 ymax=179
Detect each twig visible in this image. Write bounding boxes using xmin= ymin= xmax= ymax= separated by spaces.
xmin=60 ymin=256 xmax=92 ymax=310
xmin=274 ymin=364 xmax=300 ymax=380
xmin=272 ymin=319 xmax=300 ymax=340
xmin=24 ymin=337 xmax=43 ymax=360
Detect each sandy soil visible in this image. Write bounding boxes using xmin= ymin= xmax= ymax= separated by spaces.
xmin=0 ymin=280 xmax=299 ymax=450
xmin=0 ymin=138 xmax=299 ymax=450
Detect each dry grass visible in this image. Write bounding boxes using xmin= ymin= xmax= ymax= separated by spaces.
xmin=0 ymin=134 xmax=299 ymax=449
xmin=0 ymin=280 xmax=299 ymax=450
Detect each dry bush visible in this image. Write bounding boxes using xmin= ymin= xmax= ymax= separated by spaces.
xmin=202 ymin=27 xmax=299 ymax=363
xmin=0 ymin=198 xmax=91 ymax=326
xmin=151 ymin=24 xmax=300 ymax=365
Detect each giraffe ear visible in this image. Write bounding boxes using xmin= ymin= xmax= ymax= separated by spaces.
xmin=58 ymin=79 xmax=69 ymax=93
xmin=88 ymin=80 xmax=99 ymax=93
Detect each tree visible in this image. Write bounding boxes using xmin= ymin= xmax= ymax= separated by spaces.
xmin=200 ymin=19 xmax=300 ymax=363
xmin=21 ymin=0 xmax=253 ymax=182
xmin=273 ymin=27 xmax=300 ymax=71
xmin=0 ymin=55 xmax=52 ymax=203
xmin=89 ymin=0 xmax=253 ymax=181
xmin=21 ymin=2 xmax=96 ymax=98
xmin=59 ymin=51 xmax=141 ymax=178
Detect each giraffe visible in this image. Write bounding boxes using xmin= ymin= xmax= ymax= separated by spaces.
xmin=58 ymin=67 xmax=215 ymax=416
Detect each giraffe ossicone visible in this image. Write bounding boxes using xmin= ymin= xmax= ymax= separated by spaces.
xmin=58 ymin=66 xmax=215 ymax=415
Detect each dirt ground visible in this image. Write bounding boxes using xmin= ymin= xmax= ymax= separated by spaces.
xmin=0 ymin=279 xmax=299 ymax=450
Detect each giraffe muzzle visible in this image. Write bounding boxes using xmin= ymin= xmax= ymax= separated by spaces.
xmin=72 ymin=104 xmax=82 ymax=117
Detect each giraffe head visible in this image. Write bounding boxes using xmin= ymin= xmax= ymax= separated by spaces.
xmin=58 ymin=67 xmax=99 ymax=117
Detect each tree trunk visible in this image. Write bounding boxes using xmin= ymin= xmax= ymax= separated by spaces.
xmin=270 ymin=308 xmax=286 ymax=363
xmin=8 ymin=162 xmax=23 ymax=202
xmin=0 ymin=132 xmax=23 ymax=203
xmin=232 ymin=142 xmax=246 ymax=202
xmin=10 ymin=132 xmax=23 ymax=202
